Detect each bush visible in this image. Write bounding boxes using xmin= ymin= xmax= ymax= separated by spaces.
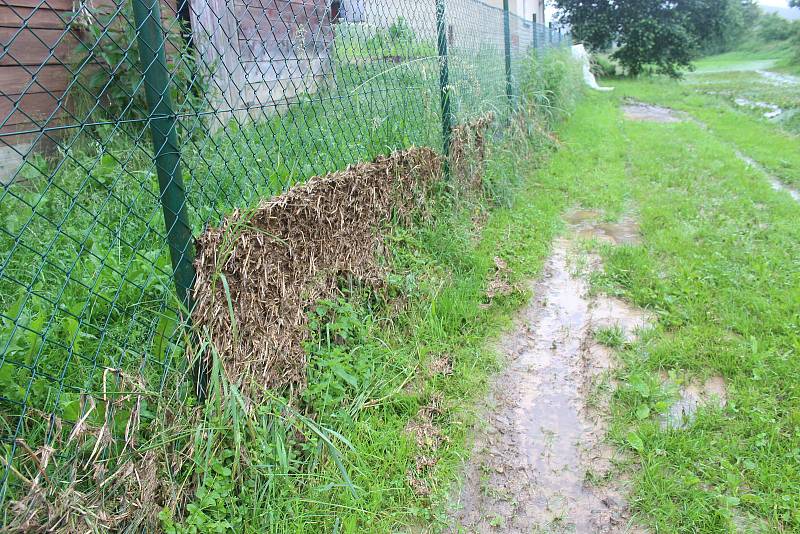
xmin=591 ymin=54 xmax=618 ymax=77
xmin=757 ymin=13 xmax=795 ymax=42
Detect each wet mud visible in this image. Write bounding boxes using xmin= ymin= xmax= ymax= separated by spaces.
xmin=450 ymin=212 xmax=652 ymax=533
xmin=622 ymin=103 xmax=684 ymax=123
xmin=660 ymin=373 xmax=727 ymax=430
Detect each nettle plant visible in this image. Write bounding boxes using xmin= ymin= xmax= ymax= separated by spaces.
xmin=302 ymin=298 xmax=375 ymax=419
xmin=71 ymin=4 xmax=205 ymax=123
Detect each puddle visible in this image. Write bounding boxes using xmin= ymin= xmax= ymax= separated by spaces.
xmin=660 ymin=373 xmax=727 ymax=430
xmin=622 ymin=103 xmax=684 ymax=123
xmin=735 ymin=150 xmax=800 ymax=202
xmin=450 ymin=212 xmax=652 ymax=533
xmin=756 ymin=70 xmax=800 ymax=86
xmin=565 ymin=210 xmax=642 ymax=245
xmin=733 ymin=97 xmax=782 ymax=119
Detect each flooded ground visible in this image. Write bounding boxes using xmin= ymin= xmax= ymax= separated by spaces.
xmin=622 ymin=103 xmax=684 ymax=123
xmin=756 ymin=70 xmax=800 ymax=86
xmin=733 ymin=97 xmax=783 ymax=119
xmin=449 ymin=212 xmax=652 ymax=533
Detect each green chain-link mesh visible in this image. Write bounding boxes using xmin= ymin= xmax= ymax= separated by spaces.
xmin=0 ymin=0 xmax=568 ymax=517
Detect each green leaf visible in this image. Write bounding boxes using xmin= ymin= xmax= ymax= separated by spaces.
xmin=332 ymin=364 xmax=358 ymax=388
xmin=627 ymin=431 xmax=645 ymax=452
xmin=635 ymin=404 xmax=651 ymax=420
xmin=62 ymin=399 xmax=82 ymax=422
xmin=653 ymin=400 xmax=670 ymax=413
xmin=630 ymin=376 xmax=651 ymax=398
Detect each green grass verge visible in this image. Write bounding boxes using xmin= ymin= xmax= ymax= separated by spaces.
xmin=548 ymin=87 xmax=800 ymax=531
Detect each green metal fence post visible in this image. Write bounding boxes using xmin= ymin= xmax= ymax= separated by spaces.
xmin=502 ymin=0 xmax=513 ymax=111
xmin=532 ymin=14 xmax=538 ymax=52
xmin=131 ymin=0 xmax=206 ymax=398
xmin=435 ymin=0 xmax=453 ymax=175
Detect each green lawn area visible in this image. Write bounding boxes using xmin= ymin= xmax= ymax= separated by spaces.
xmin=536 ymin=80 xmax=800 ymax=531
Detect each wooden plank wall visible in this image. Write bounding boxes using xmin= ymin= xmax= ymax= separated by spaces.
xmin=0 ymin=0 xmax=179 ymax=145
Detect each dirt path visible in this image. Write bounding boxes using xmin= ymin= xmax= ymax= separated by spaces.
xmin=449 ymin=213 xmax=651 ymax=533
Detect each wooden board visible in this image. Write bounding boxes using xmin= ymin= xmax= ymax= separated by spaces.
xmin=0 ymin=90 xmax=67 ymax=128
xmin=0 ymin=64 xmax=68 ymax=94
xmin=0 ymin=27 xmax=82 ymax=66
xmin=3 ymin=0 xmax=74 ymax=10
xmin=0 ymin=5 xmax=73 ymax=29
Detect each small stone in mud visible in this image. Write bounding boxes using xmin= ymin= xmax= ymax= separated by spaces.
xmin=623 ymin=103 xmax=684 ymax=123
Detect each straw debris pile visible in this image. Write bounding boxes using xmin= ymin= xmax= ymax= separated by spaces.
xmin=192 ymin=147 xmax=442 ymax=395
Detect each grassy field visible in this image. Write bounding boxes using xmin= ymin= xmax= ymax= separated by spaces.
xmin=550 ymin=61 xmax=799 ymax=531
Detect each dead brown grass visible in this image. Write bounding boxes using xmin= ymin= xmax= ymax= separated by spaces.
xmin=450 ymin=113 xmax=494 ymax=190
xmin=192 ymin=147 xmax=443 ymax=398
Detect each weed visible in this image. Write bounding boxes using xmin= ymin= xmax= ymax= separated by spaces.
xmin=594 ymin=325 xmax=625 ymax=349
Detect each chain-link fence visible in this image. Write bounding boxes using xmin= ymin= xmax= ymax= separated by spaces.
xmin=0 ymin=0 xmax=569 ymax=521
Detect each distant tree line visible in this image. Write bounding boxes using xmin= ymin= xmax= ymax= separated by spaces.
xmin=555 ymin=0 xmax=798 ymax=77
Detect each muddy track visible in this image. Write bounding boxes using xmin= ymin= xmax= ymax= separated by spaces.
xmin=449 ymin=214 xmax=652 ymax=533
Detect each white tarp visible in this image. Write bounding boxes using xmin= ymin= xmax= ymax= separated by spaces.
xmin=571 ymin=44 xmax=613 ymax=92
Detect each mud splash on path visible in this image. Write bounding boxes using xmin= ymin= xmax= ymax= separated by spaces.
xmin=450 ymin=213 xmax=652 ymax=533
xmin=622 ymin=103 xmax=684 ymax=123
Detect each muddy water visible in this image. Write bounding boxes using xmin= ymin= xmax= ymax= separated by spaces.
xmin=450 ymin=215 xmax=652 ymax=533
xmin=566 ymin=210 xmax=642 ymax=246
xmin=622 ymin=103 xmax=684 ymax=123
xmin=660 ymin=374 xmax=727 ymax=430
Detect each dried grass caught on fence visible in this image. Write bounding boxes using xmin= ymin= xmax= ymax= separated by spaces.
xmin=192 ymin=147 xmax=443 ymax=396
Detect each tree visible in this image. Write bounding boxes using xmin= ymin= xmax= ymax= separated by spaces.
xmin=555 ymin=0 xmax=752 ymax=77
xmin=757 ymin=13 xmax=795 ymax=42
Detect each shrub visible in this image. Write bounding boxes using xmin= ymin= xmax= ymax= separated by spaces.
xmin=757 ymin=13 xmax=795 ymax=42
xmin=591 ymin=54 xmax=618 ymax=77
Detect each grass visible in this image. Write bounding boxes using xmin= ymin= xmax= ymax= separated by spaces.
xmin=603 ymin=73 xmax=800 ymax=186
xmin=692 ymin=38 xmax=799 ymax=75
xmin=549 ymin=69 xmax=800 ymax=530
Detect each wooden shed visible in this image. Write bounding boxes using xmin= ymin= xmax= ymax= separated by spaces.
xmin=0 ymin=0 xmax=335 ymax=183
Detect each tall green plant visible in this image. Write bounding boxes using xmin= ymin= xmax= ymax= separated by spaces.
xmin=72 ymin=5 xmax=204 ymax=123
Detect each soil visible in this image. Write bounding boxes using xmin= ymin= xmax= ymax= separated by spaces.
xmin=622 ymin=103 xmax=684 ymax=123
xmin=449 ymin=211 xmax=653 ymax=533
